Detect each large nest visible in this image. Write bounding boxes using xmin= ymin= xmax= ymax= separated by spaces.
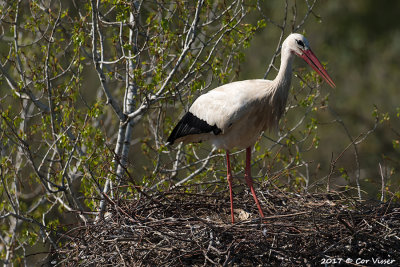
xmin=52 ymin=186 xmax=400 ymax=266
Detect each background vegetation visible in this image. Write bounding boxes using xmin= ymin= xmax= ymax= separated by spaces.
xmin=0 ymin=0 xmax=399 ymax=264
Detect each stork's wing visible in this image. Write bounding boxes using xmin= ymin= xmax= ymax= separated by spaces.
xmin=189 ymin=79 xmax=272 ymax=129
xmin=167 ymin=79 xmax=273 ymax=145
xmin=166 ymin=111 xmax=222 ymax=145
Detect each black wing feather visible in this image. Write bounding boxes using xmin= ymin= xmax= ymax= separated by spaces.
xmin=167 ymin=112 xmax=222 ymax=145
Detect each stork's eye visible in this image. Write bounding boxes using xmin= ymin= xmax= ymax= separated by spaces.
xmin=296 ymin=39 xmax=305 ymax=48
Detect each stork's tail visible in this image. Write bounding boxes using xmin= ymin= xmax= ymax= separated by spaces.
xmin=167 ymin=112 xmax=222 ymax=145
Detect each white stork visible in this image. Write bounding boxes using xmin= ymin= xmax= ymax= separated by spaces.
xmin=167 ymin=33 xmax=335 ymax=223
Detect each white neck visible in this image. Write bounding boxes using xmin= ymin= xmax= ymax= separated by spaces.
xmin=265 ymin=46 xmax=295 ymax=122
xmin=273 ymin=47 xmax=295 ymax=90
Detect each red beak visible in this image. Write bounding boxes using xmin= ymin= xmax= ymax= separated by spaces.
xmin=299 ymin=49 xmax=336 ymax=88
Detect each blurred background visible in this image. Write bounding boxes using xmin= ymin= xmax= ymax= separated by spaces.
xmin=236 ymin=0 xmax=400 ymax=197
xmin=85 ymin=0 xmax=400 ymax=198
xmin=1 ymin=0 xmax=400 ymax=264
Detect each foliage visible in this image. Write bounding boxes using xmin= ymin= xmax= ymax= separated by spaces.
xmin=0 ymin=0 xmax=264 ymax=264
xmin=0 ymin=0 xmax=399 ymax=265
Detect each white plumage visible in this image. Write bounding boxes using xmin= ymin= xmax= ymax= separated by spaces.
xmin=187 ymin=79 xmax=285 ymax=149
xmin=167 ymin=33 xmax=335 ymax=223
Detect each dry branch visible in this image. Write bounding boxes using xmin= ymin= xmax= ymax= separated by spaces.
xmin=52 ymin=187 xmax=400 ymax=266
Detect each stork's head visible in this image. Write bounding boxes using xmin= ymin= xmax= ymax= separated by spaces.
xmin=284 ymin=33 xmax=335 ymax=88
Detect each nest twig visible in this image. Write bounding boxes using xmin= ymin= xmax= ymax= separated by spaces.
xmin=52 ymin=187 xmax=400 ymax=266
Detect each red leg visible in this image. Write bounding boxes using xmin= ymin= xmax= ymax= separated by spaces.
xmin=226 ymin=151 xmax=235 ymax=224
xmin=245 ymin=147 xmax=265 ymax=218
